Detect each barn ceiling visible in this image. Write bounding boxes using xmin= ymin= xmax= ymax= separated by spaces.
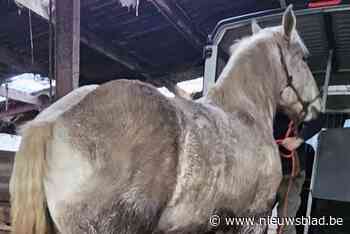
xmin=0 ymin=0 xmax=287 ymax=86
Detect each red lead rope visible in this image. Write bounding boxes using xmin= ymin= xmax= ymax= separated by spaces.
xmin=275 ymin=121 xmax=297 ymax=167
xmin=275 ymin=121 xmax=297 ymax=234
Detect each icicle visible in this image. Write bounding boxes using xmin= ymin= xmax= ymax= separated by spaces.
xmin=136 ymin=0 xmax=139 ymax=16
xmin=119 ymin=0 xmax=140 ymax=16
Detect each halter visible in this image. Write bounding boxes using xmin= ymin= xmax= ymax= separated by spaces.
xmin=277 ymin=43 xmax=321 ymax=123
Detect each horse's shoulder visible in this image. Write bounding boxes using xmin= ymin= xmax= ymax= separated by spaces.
xmin=102 ymin=79 xmax=180 ymax=123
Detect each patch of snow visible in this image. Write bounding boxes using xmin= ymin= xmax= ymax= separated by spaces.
xmin=4 ymin=73 xmax=55 ymax=95
xmin=177 ymin=77 xmax=203 ymax=94
xmin=157 ymin=87 xmax=175 ymax=98
xmin=0 ymin=134 xmax=21 ymax=152
xmin=306 ymin=133 xmax=319 ymax=151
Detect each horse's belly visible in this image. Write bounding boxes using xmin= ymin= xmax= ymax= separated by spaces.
xmin=244 ymin=146 xmax=282 ymax=215
xmin=156 ymin=142 xmax=281 ymax=233
xmin=156 ymin=159 xmax=258 ymax=232
xmin=156 ymin=178 xmax=258 ymax=233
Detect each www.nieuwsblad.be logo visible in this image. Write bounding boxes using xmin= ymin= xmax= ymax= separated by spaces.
xmin=209 ymin=215 xmax=343 ymax=227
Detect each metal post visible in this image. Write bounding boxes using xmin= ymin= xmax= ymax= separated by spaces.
xmin=304 ymin=51 xmax=333 ymax=234
xmin=55 ymin=0 xmax=80 ymax=98
xmin=5 ymin=83 xmax=9 ymax=111
xmin=203 ymin=45 xmax=218 ymax=95
xmin=304 ymin=130 xmax=325 ymax=234
xmin=322 ymin=50 xmax=334 ymax=112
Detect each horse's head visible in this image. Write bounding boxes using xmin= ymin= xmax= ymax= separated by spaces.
xmin=252 ymin=5 xmax=322 ymax=122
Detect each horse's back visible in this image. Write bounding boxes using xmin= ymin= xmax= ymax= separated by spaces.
xmin=60 ymin=79 xmax=181 ymax=165
xmin=35 ymin=84 xmax=99 ymax=123
xmin=44 ymin=80 xmax=181 ymax=233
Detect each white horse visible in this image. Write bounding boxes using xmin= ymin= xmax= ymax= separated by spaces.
xmin=10 ymin=6 xmax=321 ymax=234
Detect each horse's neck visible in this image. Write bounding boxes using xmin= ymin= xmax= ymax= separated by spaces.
xmin=205 ymin=48 xmax=280 ymax=132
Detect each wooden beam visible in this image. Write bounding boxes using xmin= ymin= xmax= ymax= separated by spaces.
xmin=0 ymin=104 xmax=38 ymax=119
xmin=149 ymin=0 xmax=205 ymax=52
xmin=80 ymin=29 xmax=150 ymax=78
xmin=0 ymin=47 xmax=46 ymax=76
xmin=159 ymin=65 xmax=203 ymax=83
xmin=55 ymin=0 xmax=80 ymax=98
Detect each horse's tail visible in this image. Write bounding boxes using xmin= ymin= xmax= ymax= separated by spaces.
xmin=10 ymin=122 xmax=55 ymax=234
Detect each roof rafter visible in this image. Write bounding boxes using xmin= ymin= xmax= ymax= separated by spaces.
xmin=14 ymin=0 xmax=152 ymax=79
xmin=80 ymin=29 xmax=150 ymax=78
xmin=324 ymin=13 xmax=337 ymax=70
xmin=149 ymin=0 xmax=205 ymax=52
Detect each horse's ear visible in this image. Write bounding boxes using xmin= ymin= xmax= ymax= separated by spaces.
xmin=282 ymin=5 xmax=296 ymax=40
xmin=251 ymin=19 xmax=262 ymax=34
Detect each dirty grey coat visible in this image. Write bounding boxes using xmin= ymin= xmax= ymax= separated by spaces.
xmin=40 ymin=79 xmax=280 ymax=234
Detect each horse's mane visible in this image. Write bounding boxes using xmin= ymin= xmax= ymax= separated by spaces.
xmin=228 ymin=27 xmax=308 ymax=59
xmin=228 ymin=28 xmax=278 ymax=57
xmin=228 ymin=39 xmax=244 ymax=55
xmin=226 ymin=33 xmax=270 ymax=65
